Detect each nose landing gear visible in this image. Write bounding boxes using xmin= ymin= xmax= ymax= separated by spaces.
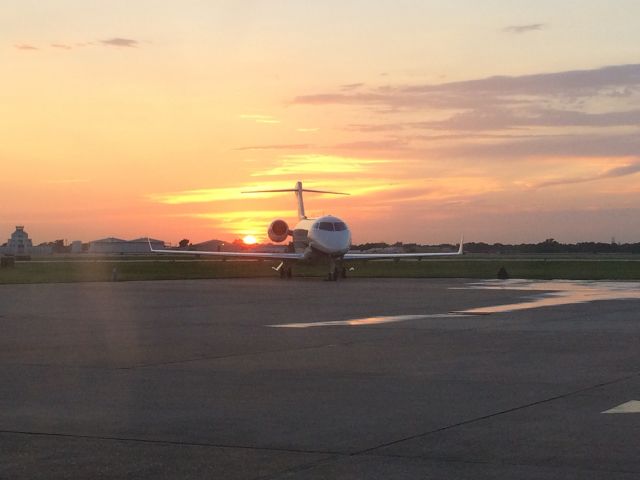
xmin=326 ymin=260 xmax=347 ymax=281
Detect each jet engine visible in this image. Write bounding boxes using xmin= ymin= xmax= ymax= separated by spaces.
xmin=267 ymin=219 xmax=290 ymax=243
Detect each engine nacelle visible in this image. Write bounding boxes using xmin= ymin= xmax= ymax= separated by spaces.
xmin=268 ymin=219 xmax=290 ymax=243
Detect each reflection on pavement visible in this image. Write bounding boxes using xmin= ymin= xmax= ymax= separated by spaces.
xmin=458 ymin=280 xmax=640 ymax=314
xmin=269 ymin=280 xmax=640 ymax=328
xmin=268 ymin=314 xmax=463 ymax=328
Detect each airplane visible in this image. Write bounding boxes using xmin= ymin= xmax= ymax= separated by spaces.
xmin=149 ymin=181 xmax=463 ymax=280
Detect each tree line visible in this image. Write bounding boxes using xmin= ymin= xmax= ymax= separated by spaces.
xmin=352 ymin=238 xmax=640 ymax=254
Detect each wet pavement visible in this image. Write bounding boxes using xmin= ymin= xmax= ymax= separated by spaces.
xmin=1 ymin=278 xmax=639 ymax=479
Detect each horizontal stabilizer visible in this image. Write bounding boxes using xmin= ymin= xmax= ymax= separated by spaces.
xmin=242 ymin=181 xmax=347 ymax=219
xmin=242 ymin=188 xmax=348 ymax=195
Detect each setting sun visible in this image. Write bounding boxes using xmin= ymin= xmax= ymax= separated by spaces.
xmin=242 ymin=235 xmax=258 ymax=245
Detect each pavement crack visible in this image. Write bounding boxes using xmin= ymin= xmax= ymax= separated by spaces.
xmin=0 ymin=429 xmax=344 ymax=457
xmin=353 ymin=370 xmax=640 ymax=456
xmin=118 ymin=342 xmax=353 ymax=370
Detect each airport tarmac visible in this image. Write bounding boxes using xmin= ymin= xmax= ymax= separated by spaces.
xmin=1 ymin=278 xmax=639 ymax=479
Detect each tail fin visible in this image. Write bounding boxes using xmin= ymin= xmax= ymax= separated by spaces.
xmin=242 ymin=181 xmax=348 ymax=219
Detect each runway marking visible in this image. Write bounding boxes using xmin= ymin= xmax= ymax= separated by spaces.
xmin=269 ymin=280 xmax=640 ymax=328
xmin=602 ymin=400 xmax=640 ymax=414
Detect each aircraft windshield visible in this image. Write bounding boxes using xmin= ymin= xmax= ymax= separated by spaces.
xmin=319 ymin=222 xmax=334 ymax=231
xmin=334 ymin=222 xmax=347 ymax=231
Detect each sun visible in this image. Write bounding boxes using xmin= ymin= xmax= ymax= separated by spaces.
xmin=242 ymin=235 xmax=258 ymax=245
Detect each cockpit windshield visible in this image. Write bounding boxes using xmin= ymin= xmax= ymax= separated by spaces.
xmin=334 ymin=222 xmax=347 ymax=231
xmin=318 ymin=222 xmax=334 ymax=231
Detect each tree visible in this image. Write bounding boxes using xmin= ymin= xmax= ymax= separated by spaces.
xmin=178 ymin=239 xmax=190 ymax=248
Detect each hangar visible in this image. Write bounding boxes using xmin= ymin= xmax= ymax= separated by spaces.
xmin=88 ymin=237 xmax=165 ymax=254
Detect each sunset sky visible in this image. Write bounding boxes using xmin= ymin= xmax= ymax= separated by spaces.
xmin=3 ymin=0 xmax=640 ymax=245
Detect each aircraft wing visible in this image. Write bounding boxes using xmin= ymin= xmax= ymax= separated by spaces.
xmin=148 ymin=242 xmax=304 ymax=260
xmin=343 ymin=238 xmax=463 ymax=260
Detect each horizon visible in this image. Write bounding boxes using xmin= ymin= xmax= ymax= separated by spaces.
xmin=2 ymin=224 xmax=635 ymax=249
xmin=4 ymin=1 xmax=640 ymax=244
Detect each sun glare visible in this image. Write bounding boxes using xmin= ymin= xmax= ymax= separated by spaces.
xmin=242 ymin=235 xmax=258 ymax=245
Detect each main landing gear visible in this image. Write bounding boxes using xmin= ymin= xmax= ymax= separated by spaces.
xmin=274 ymin=261 xmax=292 ymax=279
xmin=279 ymin=265 xmax=293 ymax=279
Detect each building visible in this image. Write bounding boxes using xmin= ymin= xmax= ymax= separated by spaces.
xmin=1 ymin=226 xmax=53 ymax=255
xmin=70 ymin=241 xmax=83 ymax=254
xmin=88 ymin=237 xmax=165 ymax=254
xmin=190 ymin=239 xmax=226 ymax=252
xmin=253 ymin=243 xmax=289 ymax=253
xmin=7 ymin=226 xmax=32 ymax=254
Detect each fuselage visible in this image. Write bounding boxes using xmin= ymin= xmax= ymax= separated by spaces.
xmin=291 ymin=215 xmax=351 ymax=258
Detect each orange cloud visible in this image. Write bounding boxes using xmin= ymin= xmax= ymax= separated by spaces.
xmin=239 ymin=114 xmax=280 ymax=124
xmin=14 ymin=44 xmax=38 ymax=51
xmin=251 ymin=154 xmax=387 ymax=176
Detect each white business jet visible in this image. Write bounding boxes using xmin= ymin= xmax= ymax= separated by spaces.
xmin=149 ymin=181 xmax=463 ymax=280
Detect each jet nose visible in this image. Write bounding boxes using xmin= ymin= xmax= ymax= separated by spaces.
xmin=309 ymin=217 xmax=351 ymax=254
xmin=309 ymin=230 xmax=349 ymax=255
xmin=334 ymin=231 xmax=351 ymax=252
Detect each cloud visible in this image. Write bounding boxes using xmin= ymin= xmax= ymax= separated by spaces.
xmin=503 ymin=23 xmax=546 ymax=34
xmin=13 ymin=39 xmax=140 ymax=51
xmin=234 ymin=140 xmax=410 ymax=155
xmin=238 ymin=114 xmax=280 ymax=124
xmin=405 ymin=63 xmax=640 ymax=97
xmin=293 ymin=63 xmax=640 ymax=109
xmin=416 ymin=108 xmax=640 ymax=131
xmin=281 ymin=62 xmax=640 ymax=191
xmin=606 ymin=162 xmax=640 ymax=177
xmin=292 ymin=61 xmax=640 ymax=170
xmin=347 ymin=106 xmax=640 ymax=134
xmin=149 ymin=187 xmax=258 ymax=205
xmin=100 ymin=38 xmax=138 ymax=48
xmin=235 ymin=144 xmax=310 ymax=151
xmin=250 ymin=154 xmax=387 ymax=176
xmin=439 ymin=133 xmax=640 ymax=159
xmin=148 ymin=180 xmax=391 ymax=206
xmin=14 ymin=44 xmax=38 ymax=51
xmin=331 ymin=139 xmax=409 ymax=151
xmin=534 ymin=160 xmax=640 ymax=188
xmin=341 ymin=83 xmax=365 ymax=91
xmin=292 ymin=92 xmax=393 ymax=107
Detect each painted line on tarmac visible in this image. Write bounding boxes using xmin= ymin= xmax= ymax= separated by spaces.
xmin=602 ymin=400 xmax=640 ymax=414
